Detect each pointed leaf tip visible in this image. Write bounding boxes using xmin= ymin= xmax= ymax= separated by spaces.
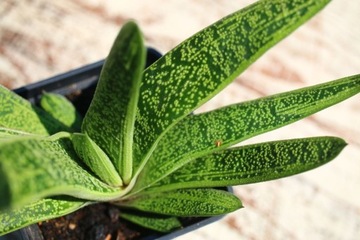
xmin=145 ymin=137 xmax=347 ymax=192
xmin=133 ymin=0 xmax=333 ymax=178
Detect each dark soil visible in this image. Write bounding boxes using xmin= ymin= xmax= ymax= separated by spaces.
xmin=37 ymin=203 xmax=202 ymax=240
xmin=38 ymin=203 xmax=150 ymax=240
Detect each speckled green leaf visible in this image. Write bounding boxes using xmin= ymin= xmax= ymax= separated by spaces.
xmin=132 ymin=74 xmax=359 ymax=192
xmin=119 ymin=210 xmax=182 ymax=232
xmin=0 ymin=85 xmax=71 ymax=135
xmin=40 ymin=92 xmax=83 ymax=132
xmin=82 ymin=21 xmax=146 ymax=184
xmin=0 ymin=197 xmax=89 ymax=236
xmin=120 ymin=189 xmax=242 ymax=217
xmin=133 ymin=0 xmax=331 ymax=176
xmin=72 ymin=133 xmax=123 ymax=186
xmin=0 ymin=127 xmax=35 ymax=140
xmin=145 ymin=137 xmax=346 ymax=193
xmin=0 ymin=133 xmax=123 ymax=211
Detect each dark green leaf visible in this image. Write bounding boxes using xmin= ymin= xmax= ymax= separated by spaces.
xmin=145 ymin=137 xmax=346 ymax=192
xmin=0 ymin=133 xmax=123 ymax=210
xmin=0 ymin=86 xmax=71 ymax=135
xmin=72 ymin=133 xmax=123 ymax=186
xmin=133 ymin=74 xmax=359 ymax=192
xmin=82 ymin=21 xmax=146 ymax=184
xmin=40 ymin=93 xmax=83 ymax=132
xmin=133 ymin=0 xmax=331 ymax=177
xmin=120 ymin=189 xmax=242 ymax=217
xmin=0 ymin=197 xmax=89 ymax=236
xmin=120 ymin=210 xmax=182 ymax=232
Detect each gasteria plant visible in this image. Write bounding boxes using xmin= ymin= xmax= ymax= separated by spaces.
xmin=0 ymin=0 xmax=359 ymax=235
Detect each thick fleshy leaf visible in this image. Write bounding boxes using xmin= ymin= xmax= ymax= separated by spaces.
xmin=119 ymin=189 xmax=242 ymax=217
xmin=0 ymin=197 xmax=89 ymax=236
xmin=72 ymin=133 xmax=123 ymax=186
xmin=133 ymin=0 xmax=331 ymax=176
xmin=119 ymin=210 xmax=182 ymax=232
xmin=133 ymin=74 xmax=360 ymax=192
xmin=144 ymin=137 xmax=346 ymax=193
xmin=0 ymin=133 xmax=123 ymax=210
xmin=82 ymin=21 xmax=146 ymax=184
xmin=40 ymin=93 xmax=83 ymax=132
xmin=0 ymin=85 xmax=71 ymax=135
xmin=0 ymin=127 xmax=35 ymax=139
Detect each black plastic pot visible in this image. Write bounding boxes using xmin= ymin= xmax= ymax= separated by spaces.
xmin=1 ymin=48 xmax=231 ymax=240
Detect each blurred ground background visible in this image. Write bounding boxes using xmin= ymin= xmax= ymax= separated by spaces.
xmin=0 ymin=0 xmax=359 ymax=239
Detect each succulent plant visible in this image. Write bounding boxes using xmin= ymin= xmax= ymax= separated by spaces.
xmin=0 ymin=0 xmax=359 ymax=235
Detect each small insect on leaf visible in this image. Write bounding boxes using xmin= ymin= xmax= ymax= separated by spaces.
xmin=215 ymin=140 xmax=222 ymax=147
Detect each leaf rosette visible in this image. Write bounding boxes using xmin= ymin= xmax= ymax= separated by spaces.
xmin=0 ymin=0 xmax=359 ymax=235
